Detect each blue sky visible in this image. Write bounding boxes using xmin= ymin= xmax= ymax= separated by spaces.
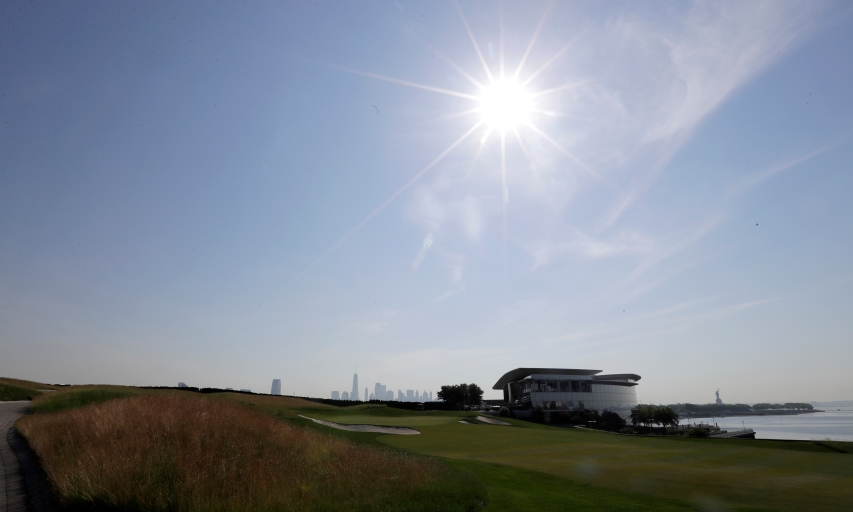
xmin=2 ymin=1 xmax=852 ymax=403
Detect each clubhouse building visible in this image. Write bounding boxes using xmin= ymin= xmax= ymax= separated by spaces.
xmin=493 ymin=368 xmax=640 ymax=418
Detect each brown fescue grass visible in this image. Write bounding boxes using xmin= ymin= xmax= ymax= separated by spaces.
xmin=18 ymin=395 xmax=485 ymax=512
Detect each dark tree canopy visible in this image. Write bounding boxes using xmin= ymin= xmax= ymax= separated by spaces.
xmin=631 ymin=405 xmax=680 ymax=427
xmin=437 ymin=383 xmax=484 ymax=407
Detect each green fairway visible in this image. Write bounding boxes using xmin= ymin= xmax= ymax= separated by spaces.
xmin=449 ymin=459 xmax=693 ymax=512
xmin=312 ymin=407 xmax=853 ymax=511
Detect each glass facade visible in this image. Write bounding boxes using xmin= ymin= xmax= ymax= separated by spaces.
xmin=508 ymin=374 xmax=638 ymax=417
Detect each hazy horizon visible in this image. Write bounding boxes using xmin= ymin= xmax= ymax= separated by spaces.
xmin=2 ymin=1 xmax=852 ymax=404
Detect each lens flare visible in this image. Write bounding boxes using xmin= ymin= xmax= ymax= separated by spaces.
xmin=479 ymin=79 xmax=533 ymax=130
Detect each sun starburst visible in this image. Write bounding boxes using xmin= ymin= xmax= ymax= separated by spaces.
xmin=300 ymin=5 xmax=593 ymax=277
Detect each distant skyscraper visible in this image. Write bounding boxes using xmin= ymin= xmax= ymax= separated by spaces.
xmin=386 ymin=390 xmax=394 ymax=400
xmin=365 ymin=387 xmax=368 ymax=402
xmin=352 ymin=373 xmax=359 ymax=401
xmin=398 ymin=390 xmax=404 ymax=401
xmin=429 ymin=391 xmax=433 ymax=401
xmin=342 ymin=391 xmax=349 ymax=400
xmin=271 ymin=379 xmax=281 ymax=395
xmin=331 ymin=391 xmax=340 ymax=400
xmin=406 ymin=389 xmax=414 ymax=401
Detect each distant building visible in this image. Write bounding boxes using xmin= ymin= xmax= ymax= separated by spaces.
xmin=398 ymin=389 xmax=404 ymax=401
xmin=225 ymin=388 xmax=233 ymax=391
xmin=369 ymin=393 xmax=375 ymax=400
xmin=177 ymin=382 xmax=188 ymax=388
xmin=342 ymin=391 xmax=349 ymax=400
xmin=271 ymin=379 xmax=281 ymax=395
xmin=494 ymin=368 xmax=640 ymax=419
xmin=240 ymin=389 xmax=251 ymax=393
xmin=374 ymin=383 xmax=387 ymax=402
xmin=406 ymin=389 xmax=414 ymax=401
xmin=351 ymin=373 xmax=360 ymax=401
xmin=365 ymin=388 xmax=368 ymax=402
xmin=331 ymin=391 xmax=340 ymax=400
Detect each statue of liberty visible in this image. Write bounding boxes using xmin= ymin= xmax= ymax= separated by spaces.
xmin=715 ymin=389 xmax=722 ymax=405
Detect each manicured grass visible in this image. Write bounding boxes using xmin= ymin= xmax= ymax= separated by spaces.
xmin=0 ymin=383 xmax=42 ymax=401
xmin=372 ymin=416 xmax=853 ymax=512
xmin=18 ymin=394 xmax=486 ymax=512
xmin=448 ymin=459 xmax=693 ymax=512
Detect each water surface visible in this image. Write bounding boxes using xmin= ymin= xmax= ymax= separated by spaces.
xmin=688 ymin=407 xmax=853 ymax=441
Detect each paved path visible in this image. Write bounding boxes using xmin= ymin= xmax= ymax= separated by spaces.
xmin=0 ymin=402 xmax=30 ymax=512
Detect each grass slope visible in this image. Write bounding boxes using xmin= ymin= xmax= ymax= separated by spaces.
xmin=0 ymin=383 xmax=42 ymax=401
xmin=16 ymin=384 xmax=853 ymax=511
xmin=19 ymin=394 xmax=486 ymax=512
xmin=0 ymin=376 xmax=58 ymax=390
xmin=30 ymin=386 xmax=141 ymax=413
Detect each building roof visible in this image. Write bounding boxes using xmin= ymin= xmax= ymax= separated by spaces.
xmin=492 ymin=368 xmax=601 ymax=390
xmin=492 ymin=368 xmax=641 ymax=389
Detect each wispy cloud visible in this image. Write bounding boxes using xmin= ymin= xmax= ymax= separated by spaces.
xmin=726 ymin=140 xmax=843 ymax=199
xmin=435 ymin=254 xmax=466 ymax=302
xmin=527 ymin=228 xmax=653 ymax=270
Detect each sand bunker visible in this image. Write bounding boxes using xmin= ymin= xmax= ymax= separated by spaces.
xmin=298 ymin=415 xmax=420 ymax=435
xmin=475 ymin=415 xmax=511 ymax=425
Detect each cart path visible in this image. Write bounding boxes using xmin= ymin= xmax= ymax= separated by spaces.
xmin=1 ymin=401 xmax=55 ymax=512
xmin=0 ymin=402 xmax=29 ymax=512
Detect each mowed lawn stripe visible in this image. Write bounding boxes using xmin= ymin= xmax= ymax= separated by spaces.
xmin=378 ymin=420 xmax=853 ymax=511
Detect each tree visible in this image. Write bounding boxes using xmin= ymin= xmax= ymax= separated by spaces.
xmin=655 ymin=406 xmax=680 ymax=427
xmin=437 ymin=383 xmax=484 ymax=408
xmin=599 ymin=411 xmax=626 ymax=431
xmin=631 ymin=405 xmax=679 ymax=428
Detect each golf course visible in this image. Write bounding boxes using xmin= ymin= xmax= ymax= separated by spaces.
xmin=4 ymin=380 xmax=853 ymax=511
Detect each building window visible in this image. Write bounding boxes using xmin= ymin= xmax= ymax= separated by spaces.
xmin=581 ymin=382 xmax=592 ymax=393
xmin=559 ymin=380 xmax=571 ymax=392
xmin=571 ymin=381 xmax=580 ymax=392
xmin=547 ymin=380 xmax=558 ymax=392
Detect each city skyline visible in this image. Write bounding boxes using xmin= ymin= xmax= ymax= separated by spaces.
xmin=331 ymin=373 xmax=434 ymax=402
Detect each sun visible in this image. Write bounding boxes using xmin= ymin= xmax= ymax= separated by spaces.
xmin=478 ymin=78 xmax=533 ymax=131
xmin=303 ymin=5 xmax=593 ymax=275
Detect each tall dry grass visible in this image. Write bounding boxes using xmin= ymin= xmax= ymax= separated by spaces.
xmin=17 ymin=395 xmax=484 ymax=512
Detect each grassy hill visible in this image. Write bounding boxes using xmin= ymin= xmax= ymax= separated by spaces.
xmin=10 ymin=381 xmax=853 ymax=511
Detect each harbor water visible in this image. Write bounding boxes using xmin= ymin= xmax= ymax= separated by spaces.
xmin=687 ymin=407 xmax=853 ymax=441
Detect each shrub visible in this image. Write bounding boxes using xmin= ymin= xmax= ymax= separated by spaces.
xmin=18 ymin=395 xmax=485 ymax=511
xmin=498 ymin=407 xmax=510 ymax=417
xmin=687 ymin=428 xmax=709 ymax=438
